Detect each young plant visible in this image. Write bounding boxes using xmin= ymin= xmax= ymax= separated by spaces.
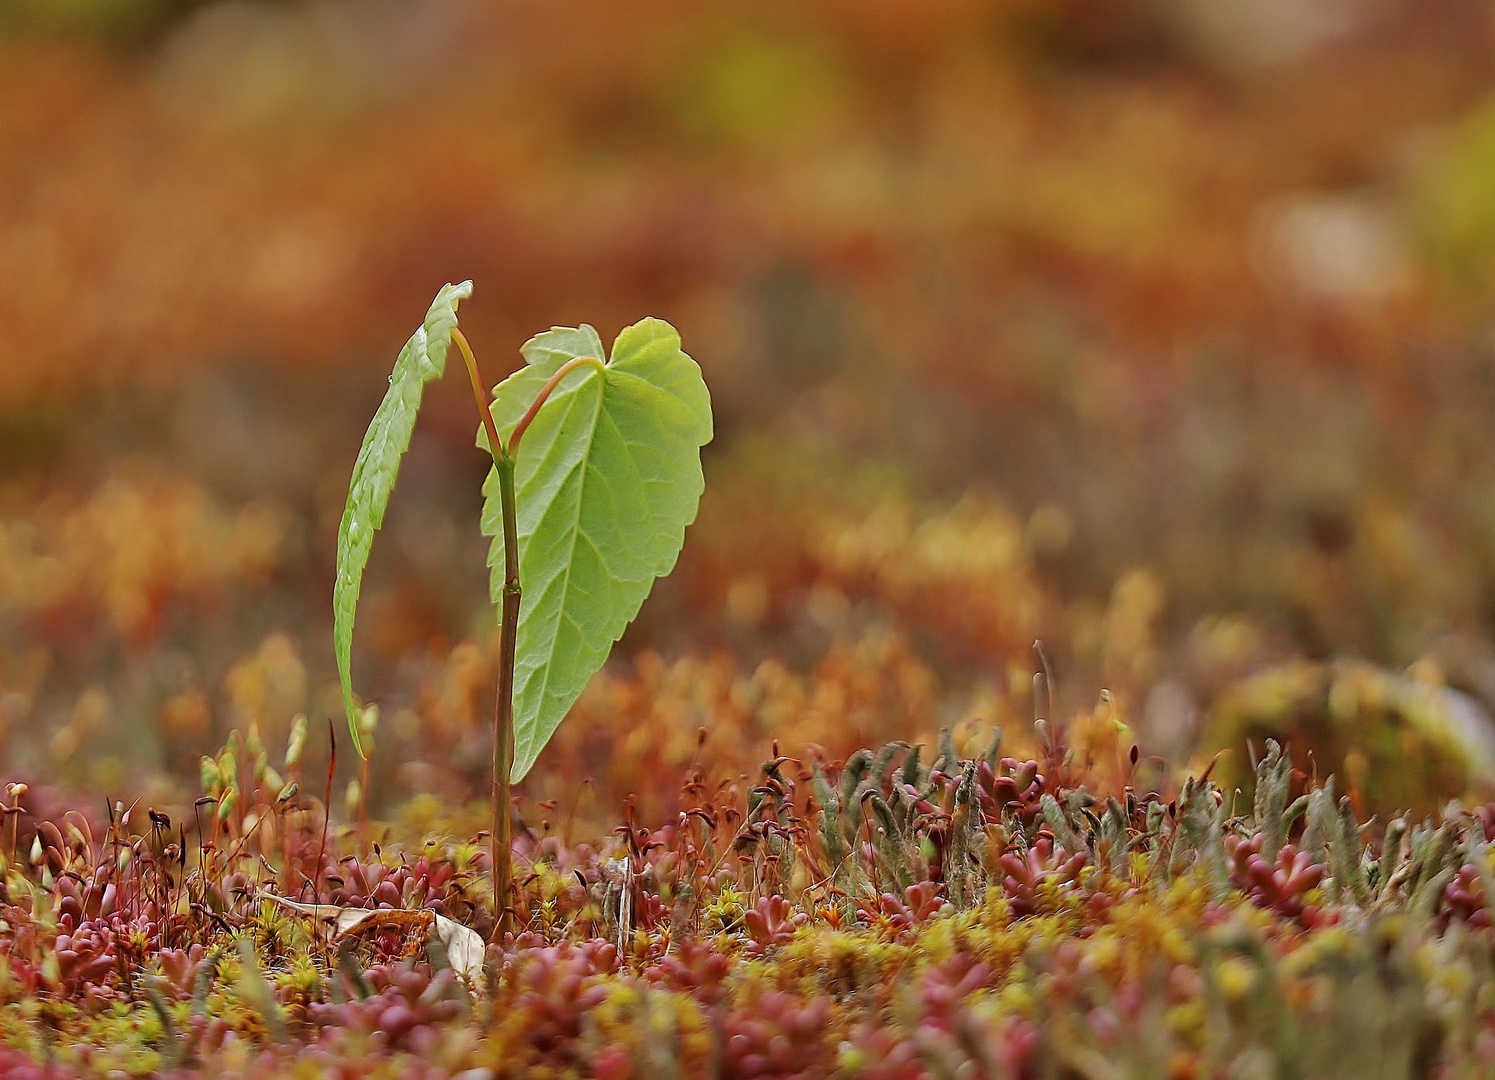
xmin=334 ymin=282 xmax=712 ymax=934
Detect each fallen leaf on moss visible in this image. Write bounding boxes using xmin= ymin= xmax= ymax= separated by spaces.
xmin=260 ymin=893 xmax=484 ymax=986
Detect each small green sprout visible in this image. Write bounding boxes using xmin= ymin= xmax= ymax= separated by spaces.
xmin=333 ymin=282 xmax=712 ymax=935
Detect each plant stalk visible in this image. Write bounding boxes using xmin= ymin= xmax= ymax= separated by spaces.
xmin=455 ymin=328 xmax=506 ymax=464
xmin=452 ymin=333 xmax=603 ymax=942
xmin=488 ymin=356 xmax=604 ymax=934
xmin=452 ymin=327 xmax=518 ymax=942
xmin=507 ymin=355 xmax=605 ymax=456
xmin=493 ymin=454 xmax=520 ymax=942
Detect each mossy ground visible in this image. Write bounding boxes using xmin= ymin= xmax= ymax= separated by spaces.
xmin=5 ymin=730 xmax=1495 ymax=1078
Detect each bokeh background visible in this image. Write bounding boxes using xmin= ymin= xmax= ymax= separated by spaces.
xmin=7 ymin=0 xmax=1495 ymax=828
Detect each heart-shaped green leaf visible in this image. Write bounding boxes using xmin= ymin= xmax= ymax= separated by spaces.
xmin=480 ymin=318 xmax=712 ymax=780
xmin=335 ymin=281 xmax=472 ymax=756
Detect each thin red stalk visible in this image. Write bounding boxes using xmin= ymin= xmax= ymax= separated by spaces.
xmin=453 ymin=328 xmax=506 ymax=463
xmin=7 ymin=795 xmax=18 ymax=866
xmin=507 ymin=356 xmax=605 ymax=457
xmin=314 ymin=720 xmax=335 ymax=902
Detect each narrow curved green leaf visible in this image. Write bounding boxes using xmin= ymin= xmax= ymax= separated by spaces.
xmin=480 ymin=318 xmax=712 ymax=780
xmin=335 ymin=281 xmax=472 ymax=756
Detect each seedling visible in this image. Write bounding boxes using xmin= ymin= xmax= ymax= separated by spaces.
xmin=334 ymin=282 xmax=712 ymax=934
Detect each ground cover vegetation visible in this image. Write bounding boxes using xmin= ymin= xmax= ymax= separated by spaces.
xmin=8 ymin=725 xmax=1495 ymax=1077
xmin=9 ymin=0 xmax=1495 ymax=1076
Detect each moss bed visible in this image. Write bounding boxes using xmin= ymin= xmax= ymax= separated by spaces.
xmin=3 ymin=732 xmax=1495 ymax=1079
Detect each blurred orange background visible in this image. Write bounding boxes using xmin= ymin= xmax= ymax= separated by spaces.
xmin=6 ymin=0 xmax=1495 ymax=826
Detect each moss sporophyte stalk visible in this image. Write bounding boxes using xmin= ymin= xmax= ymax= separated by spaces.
xmin=334 ymin=282 xmax=713 ymax=938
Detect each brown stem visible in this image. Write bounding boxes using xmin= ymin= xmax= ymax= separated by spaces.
xmin=314 ymin=720 xmax=335 ymax=903
xmin=453 ymin=328 xmax=505 ymax=460
xmin=507 ymin=356 xmax=605 ymax=457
